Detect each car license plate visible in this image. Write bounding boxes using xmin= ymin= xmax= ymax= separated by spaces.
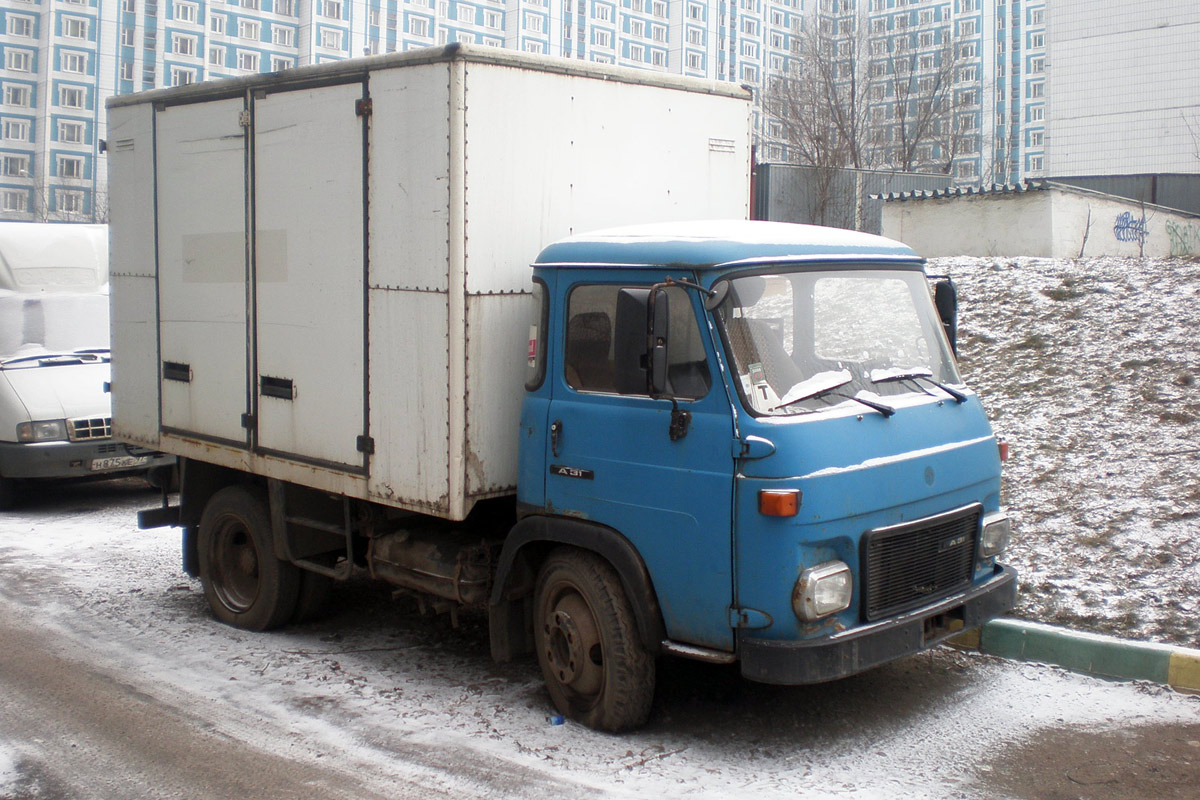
xmin=91 ymin=455 xmax=150 ymax=471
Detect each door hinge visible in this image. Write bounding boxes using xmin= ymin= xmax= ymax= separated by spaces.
xmin=238 ymin=109 xmax=252 ymax=128
xmin=355 ymin=97 xmax=373 ymax=117
xmin=356 ymin=435 xmax=375 ymax=455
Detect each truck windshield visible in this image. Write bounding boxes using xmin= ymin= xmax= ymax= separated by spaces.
xmin=714 ymin=269 xmax=961 ymax=416
xmin=0 ymin=291 xmax=110 ymax=362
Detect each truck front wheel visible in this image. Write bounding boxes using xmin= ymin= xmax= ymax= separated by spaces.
xmin=197 ymin=485 xmax=299 ymax=631
xmin=533 ymin=547 xmax=655 ymax=731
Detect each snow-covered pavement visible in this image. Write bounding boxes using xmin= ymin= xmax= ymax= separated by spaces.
xmin=1 ymin=478 xmax=1196 ymax=799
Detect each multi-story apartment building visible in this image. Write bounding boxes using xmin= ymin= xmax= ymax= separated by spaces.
xmin=2 ymin=1 xmax=1180 ymax=224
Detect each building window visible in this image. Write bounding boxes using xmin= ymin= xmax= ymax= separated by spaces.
xmin=457 ymin=4 xmax=473 ymax=22
xmin=63 ymin=17 xmax=89 ymax=39
xmin=208 ymin=45 xmax=225 ymax=65
xmin=2 ymin=191 xmax=28 ymax=213
xmin=121 ymin=27 xmax=136 ymax=46
xmin=5 ymin=50 xmax=33 ymax=73
xmin=59 ymin=86 xmax=86 ymax=108
xmin=1028 ymin=105 xmax=1044 ymax=122
xmin=57 ymin=155 xmax=85 ymax=179
xmin=1029 ymin=8 xmax=1044 ymax=25
xmin=57 ymin=190 xmax=84 ymax=213
xmin=687 ymin=27 xmax=703 ymax=45
xmin=685 ymin=50 xmax=702 ymax=70
xmin=409 ymin=16 xmax=429 ymax=36
xmin=652 ymin=0 xmax=667 ymax=17
xmin=273 ymin=26 xmax=295 ymax=46
xmin=687 ymin=3 xmax=702 ymax=21
xmin=240 ymin=20 xmax=261 ymax=39
xmin=61 ymin=52 xmax=88 ymax=74
xmin=4 ymin=85 xmax=32 ymax=107
xmin=629 ymin=44 xmax=644 ymax=62
xmin=630 ymin=19 xmax=644 ymax=38
xmin=174 ymin=1 xmax=198 ymax=23
xmin=956 ymin=161 xmax=977 ymax=178
xmin=2 ymin=154 xmax=30 ymax=177
xmin=171 ymin=67 xmax=195 ymax=85
xmin=524 ymin=40 xmax=544 ymax=54
xmin=271 ymin=56 xmax=293 ymax=71
xmin=242 ymin=0 xmax=260 ymax=9
xmin=1030 ymin=33 xmax=1045 ymax=48
xmin=1030 ymin=56 xmax=1045 ymax=73
xmin=58 ymin=120 xmax=85 ymax=143
xmin=237 ymin=51 xmax=260 ymax=70
xmin=741 ymin=40 xmax=757 ymax=57
xmin=651 ymin=49 xmax=665 ymax=67
xmin=123 ymin=0 xmax=136 ymax=11
xmin=276 ymin=0 xmax=297 ymax=16
xmin=1027 ymin=82 xmax=1044 ymax=98
xmin=959 ymin=20 xmax=976 ymax=36
xmin=594 ymin=3 xmax=611 ymax=22
xmin=173 ymin=34 xmax=198 ymax=56
xmin=320 ymin=28 xmax=343 ymax=48
xmin=959 ymin=66 xmax=978 ymax=83
xmin=1029 ymin=155 xmax=1043 ymax=171
xmin=321 ymin=0 xmax=343 ymax=19
xmin=484 ymin=10 xmax=501 ymax=28
xmin=7 ymin=16 xmax=34 ymax=37
xmin=121 ymin=61 xmax=135 ymax=80
xmin=211 ymin=15 xmax=226 ymax=34
xmin=594 ymin=28 xmax=611 ymax=47
xmin=741 ymin=64 xmax=758 ymax=82
xmin=1029 ymin=130 xmax=1043 ymax=147
xmin=524 ymin=13 xmax=543 ymax=32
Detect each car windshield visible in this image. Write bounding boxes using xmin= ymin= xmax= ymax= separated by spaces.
xmin=714 ymin=268 xmax=961 ymax=416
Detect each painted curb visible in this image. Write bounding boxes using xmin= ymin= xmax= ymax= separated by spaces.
xmin=950 ymin=618 xmax=1200 ymax=694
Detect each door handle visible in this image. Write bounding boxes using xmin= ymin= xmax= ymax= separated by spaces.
xmin=550 ymin=419 xmax=563 ymax=457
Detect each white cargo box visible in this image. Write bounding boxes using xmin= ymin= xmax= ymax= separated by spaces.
xmin=108 ymin=44 xmax=750 ymax=520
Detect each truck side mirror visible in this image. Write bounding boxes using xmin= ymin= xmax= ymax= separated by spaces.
xmin=648 ymin=289 xmax=670 ymax=396
xmin=613 ymin=287 xmax=671 ymax=396
xmin=614 ymin=288 xmax=651 ymax=394
xmin=933 ymin=277 xmax=958 ymax=355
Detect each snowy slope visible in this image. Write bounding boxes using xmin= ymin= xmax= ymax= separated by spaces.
xmin=933 ymin=256 xmax=1200 ymax=646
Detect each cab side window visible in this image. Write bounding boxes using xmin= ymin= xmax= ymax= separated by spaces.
xmin=564 ymin=284 xmax=710 ymax=399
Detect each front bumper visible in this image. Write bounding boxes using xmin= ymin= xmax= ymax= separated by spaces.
xmin=739 ymin=564 xmax=1017 ymax=685
xmin=0 ymin=439 xmax=174 ymax=480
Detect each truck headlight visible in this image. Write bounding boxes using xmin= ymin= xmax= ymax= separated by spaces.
xmin=980 ymin=512 xmax=1011 ymax=558
xmin=793 ymin=561 xmax=853 ymax=621
xmin=16 ymin=420 xmax=68 ymax=443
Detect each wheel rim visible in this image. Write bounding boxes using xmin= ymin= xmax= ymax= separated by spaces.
xmin=209 ymin=516 xmax=260 ymax=614
xmin=542 ymin=585 xmax=604 ymax=707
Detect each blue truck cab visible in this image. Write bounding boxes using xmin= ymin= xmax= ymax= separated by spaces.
xmin=506 ymin=220 xmax=1016 ymax=728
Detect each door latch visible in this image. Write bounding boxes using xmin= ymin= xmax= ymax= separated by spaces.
xmin=550 ymin=419 xmax=563 ymax=457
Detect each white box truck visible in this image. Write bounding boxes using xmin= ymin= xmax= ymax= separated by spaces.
xmin=0 ymin=222 xmax=173 ymax=509
xmin=112 ymin=46 xmax=1015 ymax=731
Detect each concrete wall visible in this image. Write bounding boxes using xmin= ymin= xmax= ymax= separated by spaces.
xmin=881 ymin=187 xmax=1200 ymax=258
xmin=1046 ymin=0 xmax=1200 ymax=177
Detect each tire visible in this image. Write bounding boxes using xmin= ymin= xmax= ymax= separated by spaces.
xmin=533 ymin=547 xmax=655 ymax=732
xmin=291 ymin=568 xmax=333 ymax=623
xmin=197 ymin=485 xmax=299 ymax=631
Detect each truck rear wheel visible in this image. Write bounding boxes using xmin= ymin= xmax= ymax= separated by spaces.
xmin=197 ymin=485 xmax=299 ymax=631
xmin=533 ymin=547 xmax=655 ymax=731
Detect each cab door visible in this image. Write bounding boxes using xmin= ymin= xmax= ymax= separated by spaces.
xmin=543 ymin=276 xmax=735 ymax=651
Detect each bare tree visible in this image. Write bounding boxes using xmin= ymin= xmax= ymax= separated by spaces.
xmin=763 ymin=8 xmax=973 ymax=178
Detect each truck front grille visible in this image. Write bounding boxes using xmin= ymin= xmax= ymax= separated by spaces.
xmin=860 ymin=504 xmax=979 ymax=621
xmin=68 ymin=416 xmax=112 ymax=442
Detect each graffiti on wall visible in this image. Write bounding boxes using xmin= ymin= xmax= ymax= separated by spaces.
xmin=1166 ymin=219 xmax=1200 ymax=256
xmin=1113 ymin=211 xmax=1149 ymax=245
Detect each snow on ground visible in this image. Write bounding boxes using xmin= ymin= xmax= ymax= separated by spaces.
xmin=931 ymin=256 xmax=1200 ymax=646
xmin=2 ymin=480 xmax=1198 ymax=799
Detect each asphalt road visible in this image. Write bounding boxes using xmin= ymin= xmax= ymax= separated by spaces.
xmin=1 ymin=477 xmax=1197 ymax=800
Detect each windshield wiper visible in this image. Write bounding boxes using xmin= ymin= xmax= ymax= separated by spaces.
xmin=1 ymin=348 xmax=111 ymax=367
xmin=774 ymin=369 xmax=854 ymax=410
xmin=870 ymin=366 xmax=967 ymax=403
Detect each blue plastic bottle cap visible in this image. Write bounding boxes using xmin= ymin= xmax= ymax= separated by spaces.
xmin=549 ymin=715 xmax=565 ymax=725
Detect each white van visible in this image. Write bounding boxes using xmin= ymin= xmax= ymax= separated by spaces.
xmin=0 ymin=222 xmax=172 ymax=509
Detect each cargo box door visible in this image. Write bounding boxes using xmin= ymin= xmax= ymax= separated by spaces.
xmin=252 ymin=83 xmax=367 ymax=471
xmin=155 ymin=98 xmax=251 ymax=447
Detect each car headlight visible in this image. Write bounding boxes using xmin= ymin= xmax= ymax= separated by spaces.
xmin=793 ymin=561 xmax=853 ymax=621
xmin=16 ymin=419 xmax=68 ymax=443
xmin=980 ymin=511 xmax=1011 ymax=558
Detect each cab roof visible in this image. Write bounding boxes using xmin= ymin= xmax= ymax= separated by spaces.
xmin=533 ymin=220 xmax=923 ymax=270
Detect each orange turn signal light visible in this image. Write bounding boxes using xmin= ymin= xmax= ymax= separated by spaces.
xmin=759 ymin=489 xmax=800 ymax=517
